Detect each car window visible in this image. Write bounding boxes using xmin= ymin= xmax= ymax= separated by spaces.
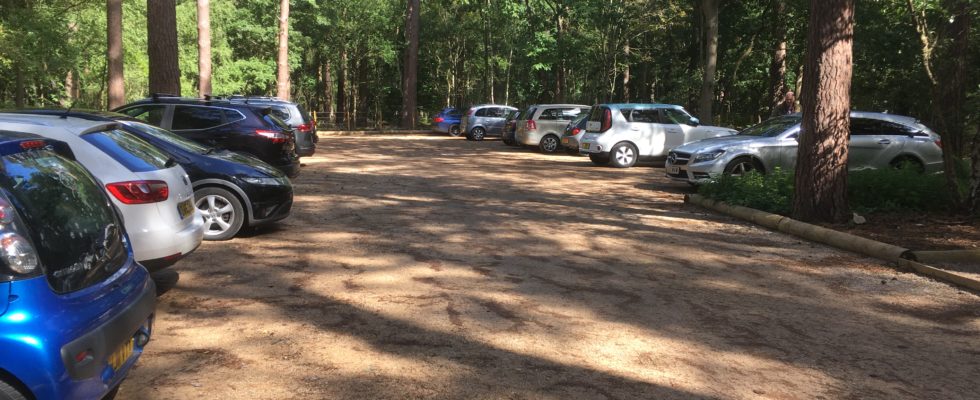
xmin=739 ymin=115 xmax=802 ymax=137
xmin=123 ymin=121 xmax=210 ymax=153
xmin=878 ymin=121 xmax=916 ymax=136
xmin=538 ymin=108 xmax=565 ymax=120
xmin=627 ymin=109 xmax=660 ymax=123
xmin=120 ymin=105 xmax=166 ymax=126
xmin=475 ymin=108 xmax=489 ymax=117
xmin=82 ymin=128 xmax=171 ymax=172
xmin=850 ymin=118 xmax=880 ymax=136
xmin=662 ymin=108 xmax=693 ymax=125
xmin=222 ymin=109 xmax=245 ymax=124
xmin=172 ymin=106 xmax=226 ymax=130
xmin=523 ymin=107 xmax=537 ymax=120
xmin=269 ymin=106 xmax=291 ymax=122
xmin=0 ymin=148 xmax=126 ymax=293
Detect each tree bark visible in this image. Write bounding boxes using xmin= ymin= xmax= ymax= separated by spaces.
xmin=698 ymin=0 xmax=719 ymax=123
xmin=276 ymin=0 xmax=290 ymax=100
xmin=767 ymin=0 xmax=788 ymax=117
xmin=197 ymin=0 xmax=212 ymax=96
xmin=622 ymin=40 xmax=631 ymax=102
xmin=107 ymin=0 xmax=125 ymax=108
xmin=337 ymin=48 xmax=347 ymax=127
xmin=793 ymin=0 xmax=855 ymax=223
xmin=323 ymin=60 xmax=333 ymax=126
xmin=147 ymin=0 xmax=181 ymax=95
xmin=400 ymin=0 xmax=420 ymax=128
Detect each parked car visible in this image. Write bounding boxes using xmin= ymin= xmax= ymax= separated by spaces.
xmin=0 ymin=131 xmax=155 ymax=400
xmin=501 ymin=109 xmax=523 ymax=146
xmin=432 ymin=107 xmax=464 ymax=137
xmin=13 ymin=110 xmax=294 ymax=241
xmin=460 ymin=104 xmax=518 ymax=141
xmin=0 ymin=114 xmax=204 ymax=271
xmin=579 ymin=104 xmax=737 ymax=168
xmin=515 ymin=104 xmax=590 ymax=153
xmin=665 ymin=112 xmax=945 ymax=184
xmin=561 ymin=108 xmax=591 ymax=154
xmin=226 ymin=96 xmax=318 ymax=157
xmin=113 ymin=95 xmax=301 ymax=178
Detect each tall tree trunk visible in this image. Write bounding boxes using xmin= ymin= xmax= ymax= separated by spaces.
xmin=400 ymin=0 xmax=420 ymax=128
xmin=147 ymin=0 xmax=181 ymax=95
xmin=793 ymin=0 xmax=854 ymax=223
xmin=337 ymin=48 xmax=347 ymax=127
xmin=276 ymin=0 xmax=290 ymax=100
xmin=767 ymin=0 xmax=788 ymax=117
xmin=107 ymin=0 xmax=125 ymax=107
xmin=622 ymin=40 xmax=631 ymax=102
xmin=554 ymin=1 xmax=568 ymax=103
xmin=323 ymin=60 xmax=333 ymax=127
xmin=197 ymin=0 xmax=212 ymax=96
xmin=698 ymin=0 xmax=719 ymax=123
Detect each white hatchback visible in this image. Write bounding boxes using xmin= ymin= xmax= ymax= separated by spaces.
xmin=0 ymin=114 xmax=204 ymax=270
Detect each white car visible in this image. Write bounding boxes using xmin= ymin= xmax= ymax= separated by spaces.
xmin=514 ymin=104 xmax=589 ymax=153
xmin=579 ymin=104 xmax=738 ymax=168
xmin=0 ymin=114 xmax=204 ymax=270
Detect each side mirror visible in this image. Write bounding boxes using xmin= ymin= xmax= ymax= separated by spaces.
xmin=689 ymin=117 xmax=701 ymax=126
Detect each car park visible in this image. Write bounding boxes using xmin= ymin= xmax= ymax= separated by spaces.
xmin=579 ymin=103 xmax=737 ymax=168
xmin=432 ymin=107 xmax=464 ymax=137
xmin=665 ymin=112 xmax=945 ymax=184
xmin=0 ymin=114 xmax=204 ymax=271
xmin=113 ymin=95 xmax=301 ymax=178
xmin=501 ymin=109 xmax=522 ymax=146
xmin=226 ymin=96 xmax=318 ymax=157
xmin=0 ymin=131 xmax=155 ymax=400
xmin=514 ymin=104 xmax=589 ymax=153
xmin=560 ymin=109 xmax=591 ymax=154
xmin=13 ymin=110 xmax=294 ymax=241
xmin=460 ymin=104 xmax=518 ymax=141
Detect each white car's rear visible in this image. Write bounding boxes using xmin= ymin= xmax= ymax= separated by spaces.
xmin=0 ymin=115 xmax=203 ymax=270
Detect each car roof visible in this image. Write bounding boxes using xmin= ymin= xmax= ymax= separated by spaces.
xmin=470 ymin=104 xmax=517 ymax=109
xmin=529 ymin=104 xmax=590 ymax=108
xmin=599 ymin=103 xmax=685 ymax=110
xmin=5 ymin=109 xmax=130 ymax=122
xmin=783 ymin=111 xmax=921 ymax=126
xmin=0 ymin=113 xmax=116 ymax=135
xmin=117 ymin=95 xmax=260 ymax=109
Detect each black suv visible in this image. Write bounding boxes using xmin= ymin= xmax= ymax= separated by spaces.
xmin=113 ymin=95 xmax=301 ymax=178
xmin=225 ymin=96 xmax=317 ymax=157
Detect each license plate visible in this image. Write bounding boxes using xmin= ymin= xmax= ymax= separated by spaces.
xmin=668 ymin=166 xmax=680 ymax=174
xmin=177 ymin=198 xmax=194 ymax=220
xmin=108 ymin=337 xmax=135 ymax=371
xmin=582 ymin=143 xmax=590 ymax=150
xmin=561 ymin=137 xmax=569 ymax=145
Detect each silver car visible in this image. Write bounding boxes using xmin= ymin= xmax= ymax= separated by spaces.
xmin=514 ymin=104 xmax=589 ymax=153
xmin=560 ymin=109 xmax=591 ymax=153
xmin=460 ymin=104 xmax=518 ymax=141
xmin=665 ymin=112 xmax=945 ymax=184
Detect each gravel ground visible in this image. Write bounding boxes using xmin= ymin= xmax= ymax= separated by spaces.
xmin=120 ymin=135 xmax=980 ymax=400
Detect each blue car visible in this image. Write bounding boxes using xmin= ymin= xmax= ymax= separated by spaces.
xmin=432 ymin=107 xmax=463 ymax=136
xmin=0 ymin=132 xmax=155 ymax=400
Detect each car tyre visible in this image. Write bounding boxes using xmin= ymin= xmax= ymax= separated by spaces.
xmin=539 ymin=135 xmax=560 ymax=153
xmin=890 ymin=156 xmax=924 ymax=172
xmin=195 ymin=187 xmax=246 ymax=241
xmin=609 ymin=142 xmax=638 ymax=168
xmin=469 ymin=127 xmax=486 ymax=141
xmin=589 ymin=153 xmax=610 ymax=165
xmin=724 ymin=157 xmax=763 ymax=176
xmin=0 ymin=380 xmax=28 ymax=400
xmin=449 ymin=124 xmax=462 ymax=137
xmin=502 ymin=133 xmax=514 ymax=146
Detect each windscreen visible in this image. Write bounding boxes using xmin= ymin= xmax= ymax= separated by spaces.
xmin=123 ymin=121 xmax=210 ymax=154
xmin=739 ymin=115 xmax=802 ymax=137
xmin=0 ymin=148 xmax=126 ymax=293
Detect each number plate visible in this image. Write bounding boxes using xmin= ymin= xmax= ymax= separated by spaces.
xmin=582 ymin=143 xmax=590 ymax=150
xmin=108 ymin=337 xmax=135 ymax=371
xmin=177 ymin=198 xmax=195 ymax=220
xmin=668 ymin=166 xmax=680 ymax=174
xmin=561 ymin=137 xmax=569 ymax=145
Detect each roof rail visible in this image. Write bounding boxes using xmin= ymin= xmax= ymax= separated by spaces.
xmin=150 ymin=93 xmax=180 ymax=101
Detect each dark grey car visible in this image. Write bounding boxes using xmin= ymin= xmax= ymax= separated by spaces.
xmin=460 ymin=104 xmax=518 ymax=141
xmin=227 ymin=96 xmax=317 ymax=157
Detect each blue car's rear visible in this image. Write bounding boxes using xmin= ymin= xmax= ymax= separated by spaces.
xmin=432 ymin=107 xmax=463 ymax=136
xmin=0 ymin=133 xmax=155 ymax=400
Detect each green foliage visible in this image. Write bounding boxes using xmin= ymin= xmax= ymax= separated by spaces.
xmin=699 ymin=168 xmax=957 ymax=215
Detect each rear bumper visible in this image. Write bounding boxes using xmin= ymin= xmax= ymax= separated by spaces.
xmin=295 ymin=132 xmax=316 ymax=157
xmin=131 ymin=213 xmax=204 ymax=268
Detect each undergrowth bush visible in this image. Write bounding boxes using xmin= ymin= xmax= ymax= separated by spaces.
xmin=698 ymin=167 xmax=953 ymax=215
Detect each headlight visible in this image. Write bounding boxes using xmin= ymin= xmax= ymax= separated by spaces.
xmin=241 ymin=176 xmax=285 ymax=186
xmin=692 ymin=150 xmax=725 ymax=163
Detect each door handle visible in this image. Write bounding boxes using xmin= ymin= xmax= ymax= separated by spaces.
xmin=878 ymin=139 xmax=892 ymax=145
xmin=630 ymin=127 xmax=640 ymax=131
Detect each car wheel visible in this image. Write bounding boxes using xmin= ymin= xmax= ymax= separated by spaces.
xmin=502 ymin=133 xmax=514 ymax=146
xmin=609 ymin=142 xmax=638 ymax=168
xmin=449 ymin=124 xmax=462 ymax=137
xmin=0 ymin=379 xmax=29 ymax=400
xmin=195 ymin=187 xmax=245 ymax=241
xmin=890 ymin=156 xmax=924 ymax=172
xmin=589 ymin=153 xmax=610 ymax=165
xmin=539 ymin=135 xmax=560 ymax=153
xmin=724 ymin=157 xmax=763 ymax=176
xmin=469 ymin=127 xmax=486 ymax=141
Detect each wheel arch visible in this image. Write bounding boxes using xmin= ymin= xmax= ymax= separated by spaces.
xmin=0 ymin=348 xmax=48 ymax=400
xmin=192 ymin=179 xmax=253 ymax=225
xmin=726 ymin=154 xmax=768 ymax=174
xmin=889 ymin=152 xmax=926 ymax=167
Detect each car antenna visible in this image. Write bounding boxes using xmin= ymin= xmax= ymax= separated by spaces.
xmin=61 ymin=99 xmax=77 ymax=119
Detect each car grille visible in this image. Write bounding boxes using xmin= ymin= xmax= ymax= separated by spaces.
xmin=668 ymin=151 xmax=691 ymax=166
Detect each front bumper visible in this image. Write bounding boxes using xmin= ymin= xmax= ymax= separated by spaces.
xmin=665 ymin=159 xmax=724 ymax=183
xmin=247 ymin=185 xmax=294 ymax=226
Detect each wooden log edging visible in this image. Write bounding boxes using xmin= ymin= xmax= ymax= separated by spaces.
xmin=684 ymin=194 xmax=980 ymax=291
xmin=908 ymin=249 xmax=980 ymax=265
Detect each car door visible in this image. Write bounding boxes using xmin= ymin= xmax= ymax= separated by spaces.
xmin=625 ymin=108 xmax=658 ymax=156
xmin=170 ymin=105 xmax=230 ymax=148
xmin=660 ymin=108 xmax=696 ymax=154
xmin=848 ymin=118 xmax=903 ymax=170
xmin=488 ymin=108 xmax=508 ymax=134
xmin=537 ymin=108 xmax=565 ymax=135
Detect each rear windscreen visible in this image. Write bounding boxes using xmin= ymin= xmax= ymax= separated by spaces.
xmin=0 ymin=148 xmax=126 ymax=293
xmin=82 ymin=129 xmax=171 ymax=172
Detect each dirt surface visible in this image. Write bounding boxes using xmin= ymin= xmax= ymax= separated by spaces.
xmin=830 ymin=213 xmax=980 ymax=252
xmin=120 ymin=136 xmax=980 ymax=400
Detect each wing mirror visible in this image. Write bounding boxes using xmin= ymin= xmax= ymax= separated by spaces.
xmin=688 ymin=117 xmax=701 ymax=126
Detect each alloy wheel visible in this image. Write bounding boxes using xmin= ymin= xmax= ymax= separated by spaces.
xmin=197 ymin=194 xmax=236 ymax=236
xmin=541 ymin=136 xmax=559 ymax=153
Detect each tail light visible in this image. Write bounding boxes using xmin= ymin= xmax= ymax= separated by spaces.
xmin=434 ymin=117 xmax=445 ymax=123
xmin=256 ymin=129 xmax=289 ymax=144
xmin=572 ymin=127 xmax=581 ymax=135
xmin=105 ymin=180 xmax=169 ymax=204
xmin=296 ymin=123 xmax=312 ymax=133
xmin=469 ymin=108 xmax=476 ymax=116
xmin=0 ymin=197 xmax=40 ymax=276
xmin=601 ymin=109 xmax=612 ymax=132
xmin=935 ymin=139 xmax=942 ymax=149
xmin=526 ymin=120 xmax=537 ymax=131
